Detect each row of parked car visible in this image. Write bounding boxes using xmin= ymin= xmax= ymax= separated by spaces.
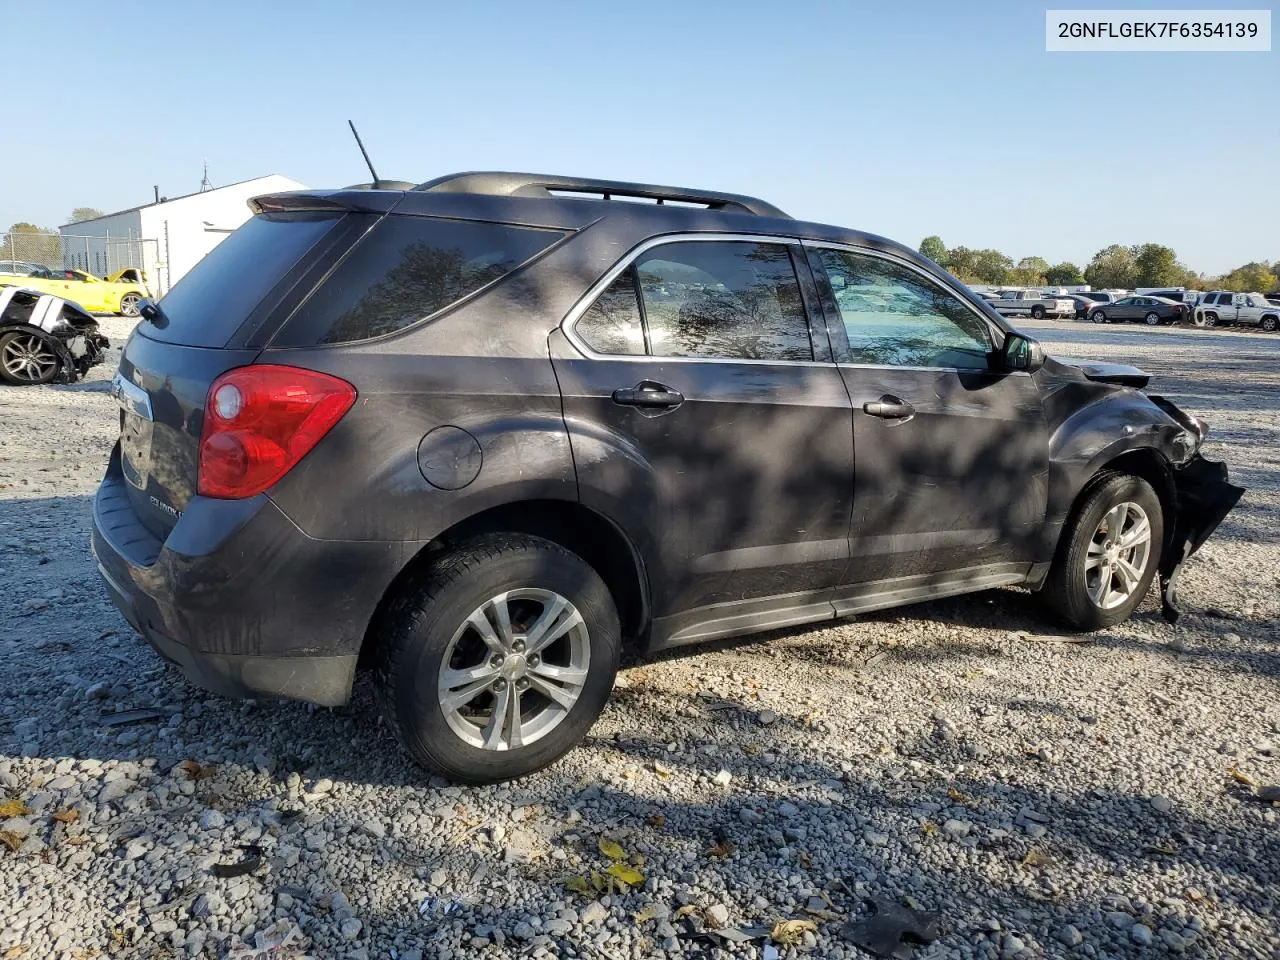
xmin=977 ymin=287 xmax=1280 ymax=331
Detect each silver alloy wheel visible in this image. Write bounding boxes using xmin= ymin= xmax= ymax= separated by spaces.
xmin=120 ymin=293 xmax=141 ymax=317
xmin=437 ymin=588 xmax=590 ymax=751
xmin=2 ymin=333 xmax=58 ymax=383
xmin=1084 ymin=501 xmax=1153 ymax=609
xmin=1092 ymin=311 xmax=1106 ymax=323
xmin=1144 ymin=312 xmax=1160 ymax=325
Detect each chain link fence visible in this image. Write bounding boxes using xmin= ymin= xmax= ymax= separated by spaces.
xmin=1 ymin=231 xmax=162 ymax=292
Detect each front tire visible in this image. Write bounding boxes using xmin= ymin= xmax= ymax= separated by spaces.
xmin=1091 ymin=310 xmax=1108 ymax=324
xmin=374 ymin=533 xmax=620 ymax=783
xmin=1042 ymin=473 xmax=1163 ymax=630
xmin=1203 ymin=312 xmax=1218 ymax=327
xmin=0 ymin=329 xmax=61 ymax=385
xmin=1261 ymin=316 xmax=1279 ymax=333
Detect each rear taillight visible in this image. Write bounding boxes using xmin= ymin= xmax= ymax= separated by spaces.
xmin=198 ymin=365 xmax=356 ymax=499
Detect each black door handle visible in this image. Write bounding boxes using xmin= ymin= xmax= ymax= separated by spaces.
xmin=863 ymin=396 xmax=915 ymax=419
xmin=612 ymin=381 xmax=684 ymax=409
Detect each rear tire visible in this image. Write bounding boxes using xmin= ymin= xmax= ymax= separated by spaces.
xmin=1144 ymin=312 xmax=1161 ymax=326
xmin=119 ymin=292 xmax=142 ymax=318
xmin=373 ymin=533 xmax=620 ymax=783
xmin=1042 ymin=473 xmax=1163 ymax=631
xmin=1031 ymin=306 xmax=1045 ymax=320
xmin=1091 ymin=310 xmax=1108 ymax=324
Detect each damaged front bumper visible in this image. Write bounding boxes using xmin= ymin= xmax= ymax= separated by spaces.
xmin=1158 ymin=455 xmax=1245 ymax=623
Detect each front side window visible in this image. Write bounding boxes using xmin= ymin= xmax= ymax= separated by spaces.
xmin=811 ymin=248 xmax=993 ymax=369
xmin=634 ymin=241 xmax=813 ymax=361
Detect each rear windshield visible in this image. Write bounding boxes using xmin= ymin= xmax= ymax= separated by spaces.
xmin=272 ymin=215 xmax=565 ymax=346
xmin=146 ymin=212 xmax=343 ymax=347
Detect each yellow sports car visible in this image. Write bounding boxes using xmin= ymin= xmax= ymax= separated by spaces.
xmin=0 ymin=265 xmax=149 ymax=316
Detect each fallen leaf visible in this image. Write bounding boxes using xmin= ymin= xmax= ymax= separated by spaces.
xmin=65 ymin=836 xmax=88 ymax=846
xmin=3 ymin=946 xmax=31 ymax=959
xmin=633 ymin=907 xmax=656 ymax=923
xmin=563 ymin=875 xmax=591 ymax=896
xmin=0 ymin=832 xmax=22 ymax=852
xmin=606 ymin=862 xmax=644 ymax=886
xmin=1144 ymin=844 xmax=1179 ymax=856
xmin=0 ymin=800 xmax=31 ymax=818
xmin=1227 ymin=767 xmax=1256 ymax=787
xmin=51 ymin=809 xmax=80 ymax=824
xmin=707 ymin=839 xmax=735 ymax=860
xmin=646 ymin=814 xmax=666 ymax=829
xmin=598 ymin=838 xmax=626 ymax=862
xmin=921 ymin=821 xmax=939 ymax=837
xmin=1021 ymin=848 xmax=1055 ymax=867
xmin=946 ymin=787 xmax=969 ymax=804
xmin=797 ymin=850 xmax=812 ymax=868
xmin=771 ymin=919 xmax=817 ymax=945
xmin=743 ymin=743 xmax=763 ymax=756
xmin=674 ymin=904 xmax=698 ymax=919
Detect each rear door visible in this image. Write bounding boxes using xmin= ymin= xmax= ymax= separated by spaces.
xmin=551 ymin=235 xmax=854 ymax=642
xmin=804 ymin=244 xmax=1048 ymax=597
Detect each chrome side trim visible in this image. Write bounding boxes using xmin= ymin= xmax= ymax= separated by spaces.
xmin=111 ymin=372 xmax=153 ymax=422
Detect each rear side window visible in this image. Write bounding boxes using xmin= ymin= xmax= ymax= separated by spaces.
xmin=148 ymin=212 xmax=343 ymax=347
xmin=635 ymin=241 xmax=812 ymax=361
xmin=274 ymin=215 xmax=564 ymax=346
xmin=575 ymin=268 xmax=646 ymax=355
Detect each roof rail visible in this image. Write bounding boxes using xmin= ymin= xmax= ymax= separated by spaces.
xmin=413 ymin=172 xmax=789 ymax=218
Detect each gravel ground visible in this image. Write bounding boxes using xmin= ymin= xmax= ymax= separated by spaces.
xmin=0 ymin=317 xmax=1276 ymax=960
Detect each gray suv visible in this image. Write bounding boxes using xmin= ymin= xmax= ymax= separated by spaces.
xmin=92 ymin=173 xmax=1243 ymax=782
xmin=1195 ymin=291 xmax=1280 ymax=331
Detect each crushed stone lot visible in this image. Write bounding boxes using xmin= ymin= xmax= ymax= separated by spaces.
xmin=0 ymin=316 xmax=1277 ymax=959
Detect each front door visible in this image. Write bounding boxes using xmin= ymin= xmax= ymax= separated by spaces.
xmin=804 ymin=245 xmax=1048 ymax=602
xmin=550 ymin=236 xmax=854 ymax=645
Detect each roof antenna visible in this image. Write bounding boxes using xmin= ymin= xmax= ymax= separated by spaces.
xmin=348 ymin=120 xmax=382 ymax=188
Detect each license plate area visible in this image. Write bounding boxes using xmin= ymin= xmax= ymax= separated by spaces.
xmin=112 ymin=373 xmax=153 ymax=490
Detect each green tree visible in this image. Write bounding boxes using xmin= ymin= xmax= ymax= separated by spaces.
xmin=1006 ymin=256 xmax=1049 ymax=286
xmin=1045 ymin=262 xmax=1084 ymax=285
xmin=1084 ymin=244 xmax=1137 ymax=289
xmin=68 ymin=207 xmax=104 ymax=224
xmin=972 ymin=249 xmax=1013 ymax=285
xmin=1218 ymin=261 xmax=1278 ymax=293
xmin=1132 ymin=243 xmax=1183 ymax=287
xmin=919 ymin=235 xmax=948 ymax=266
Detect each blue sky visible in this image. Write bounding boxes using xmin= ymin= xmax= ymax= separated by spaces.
xmin=6 ymin=0 xmax=1276 ymax=274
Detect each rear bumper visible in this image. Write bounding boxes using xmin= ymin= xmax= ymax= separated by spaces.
xmin=91 ymin=448 xmax=414 ymax=705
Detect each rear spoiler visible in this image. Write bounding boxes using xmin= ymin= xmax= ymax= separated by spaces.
xmin=247 ymin=189 xmax=406 ymax=216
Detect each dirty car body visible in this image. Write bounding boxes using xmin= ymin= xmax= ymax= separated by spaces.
xmin=90 ymin=172 xmax=1243 ymax=781
xmin=0 ymin=287 xmax=109 ymax=385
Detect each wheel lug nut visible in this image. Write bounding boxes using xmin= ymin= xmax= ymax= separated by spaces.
xmin=492 ymin=679 xmax=507 ymax=692
xmin=512 ymin=640 xmax=526 ymax=653
xmin=517 ymin=678 xmax=530 ymax=690
xmin=490 ymin=655 xmax=503 ymax=668
xmin=528 ymin=655 xmax=540 ymax=667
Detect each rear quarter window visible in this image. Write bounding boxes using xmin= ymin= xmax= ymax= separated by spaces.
xmin=273 ymin=215 xmax=565 ymax=347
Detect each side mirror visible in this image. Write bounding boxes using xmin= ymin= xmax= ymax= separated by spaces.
xmin=1002 ymin=332 xmax=1044 ymax=372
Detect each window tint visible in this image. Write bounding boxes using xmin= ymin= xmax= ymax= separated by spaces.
xmin=812 ymin=249 xmax=993 ymax=369
xmin=575 ymin=268 xmax=645 ymax=355
xmin=634 ymin=241 xmax=812 ymax=361
xmin=149 ymin=212 xmax=343 ymax=347
xmin=276 ymin=215 xmax=565 ymax=346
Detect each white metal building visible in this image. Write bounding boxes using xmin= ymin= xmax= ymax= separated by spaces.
xmin=58 ymin=175 xmax=306 ymax=296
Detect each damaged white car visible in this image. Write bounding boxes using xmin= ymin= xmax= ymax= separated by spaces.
xmin=0 ymin=286 xmax=110 ymax=385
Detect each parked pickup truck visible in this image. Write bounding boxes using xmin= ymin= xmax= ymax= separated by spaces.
xmin=989 ymin=289 xmax=1076 ymax=320
xmin=1194 ymin=291 xmax=1280 ymax=331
